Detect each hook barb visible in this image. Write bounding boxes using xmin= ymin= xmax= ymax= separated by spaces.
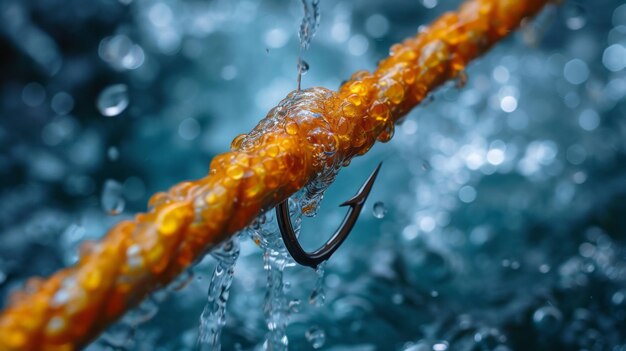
xmin=276 ymin=162 xmax=383 ymax=269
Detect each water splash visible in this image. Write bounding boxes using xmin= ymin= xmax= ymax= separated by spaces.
xmin=296 ymin=0 xmax=321 ymax=90
xmin=300 ymin=168 xmax=337 ymax=217
xmin=309 ymin=261 xmax=326 ymax=307
xmin=249 ymin=203 xmax=301 ymax=350
xmin=197 ymin=236 xmax=241 ymax=351
xmin=261 ymin=246 xmax=290 ymax=351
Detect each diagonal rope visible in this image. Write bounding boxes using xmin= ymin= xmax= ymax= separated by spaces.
xmin=0 ymin=0 xmax=551 ymax=349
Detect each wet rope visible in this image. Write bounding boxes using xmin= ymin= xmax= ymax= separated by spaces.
xmin=0 ymin=0 xmax=551 ymax=349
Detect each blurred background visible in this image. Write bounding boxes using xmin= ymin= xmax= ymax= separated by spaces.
xmin=1 ymin=0 xmax=626 ymax=350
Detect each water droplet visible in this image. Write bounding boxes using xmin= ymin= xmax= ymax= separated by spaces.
xmin=108 ymin=146 xmax=119 ymax=161
xmin=612 ymin=290 xmax=626 ymax=306
xmin=365 ymin=14 xmax=389 ymax=38
xmin=458 ymin=185 xmax=477 ymax=203
xmin=372 ymin=201 xmax=387 ymax=219
xmin=99 ymin=35 xmax=145 ymax=70
xmin=288 ymin=299 xmax=301 ymax=314
xmin=22 ymin=82 xmax=46 ymax=107
xmin=127 ymin=296 xmax=159 ymax=326
xmin=564 ymin=3 xmax=586 ymax=30
xmin=0 ymin=259 xmax=7 ymax=285
xmin=563 ymin=59 xmax=589 ymax=85
xmin=178 ymin=118 xmax=201 ymax=141
xmin=602 ymin=44 xmax=626 ymax=72
xmin=297 ymin=59 xmax=310 ymax=75
xmin=392 ymin=293 xmax=404 ymax=304
xmin=432 ymin=341 xmax=449 ymax=351
xmin=97 ymin=84 xmax=129 ymax=117
xmin=51 ymin=92 xmax=75 ymax=115
xmin=421 ymin=0 xmax=438 ymax=9
xmin=305 ymin=326 xmax=326 ymax=349
xmin=532 ymin=306 xmax=563 ymax=333
xmin=101 ymin=179 xmax=125 ymax=215
xmin=60 ymin=224 xmax=87 ymax=264
xmin=402 ymin=342 xmax=431 ymax=351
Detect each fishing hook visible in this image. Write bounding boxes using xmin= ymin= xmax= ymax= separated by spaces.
xmin=276 ymin=162 xmax=382 ymax=269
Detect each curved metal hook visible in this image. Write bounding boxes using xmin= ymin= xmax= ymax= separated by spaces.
xmin=276 ymin=162 xmax=382 ymax=269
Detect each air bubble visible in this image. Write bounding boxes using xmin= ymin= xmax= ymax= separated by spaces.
xmin=97 ymin=84 xmax=129 ymax=117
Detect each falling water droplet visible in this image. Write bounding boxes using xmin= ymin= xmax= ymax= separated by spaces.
xmin=298 ymin=59 xmax=310 ymax=75
xmin=101 ymin=179 xmax=125 ymax=215
xmin=372 ymin=201 xmax=387 ymax=219
xmin=309 ymin=262 xmax=326 ymax=307
xmin=97 ymin=84 xmax=129 ymax=117
xmin=305 ymin=326 xmax=326 ymax=349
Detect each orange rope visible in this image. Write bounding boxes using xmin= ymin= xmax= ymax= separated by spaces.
xmin=0 ymin=0 xmax=551 ymax=349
